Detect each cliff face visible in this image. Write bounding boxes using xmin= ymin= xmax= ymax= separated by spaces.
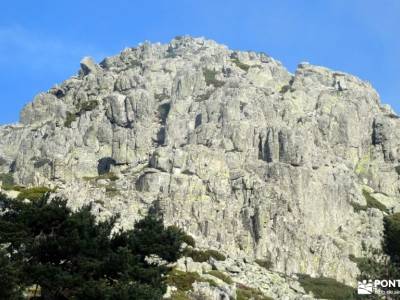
xmin=1 ymin=37 xmax=399 ymax=286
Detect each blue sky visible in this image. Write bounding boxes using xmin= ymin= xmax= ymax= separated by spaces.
xmin=0 ymin=0 xmax=399 ymax=124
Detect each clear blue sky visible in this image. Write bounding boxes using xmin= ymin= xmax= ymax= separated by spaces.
xmin=1 ymin=0 xmax=399 ymax=124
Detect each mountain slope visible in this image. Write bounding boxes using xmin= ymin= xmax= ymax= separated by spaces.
xmin=1 ymin=36 xmax=399 ymax=297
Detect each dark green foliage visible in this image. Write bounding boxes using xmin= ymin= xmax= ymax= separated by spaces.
xmin=207 ymin=270 xmax=233 ymax=284
xmin=166 ymin=270 xmax=203 ymax=292
xmin=255 ymin=259 xmax=273 ymax=270
xmin=297 ymin=274 xmax=356 ymax=300
xmin=203 ymin=69 xmax=224 ymax=88
xmin=362 ymin=189 xmax=389 ymax=213
xmin=0 ymin=173 xmax=14 ymax=188
xmin=384 ymin=213 xmax=400 ymax=263
xmin=0 ymin=250 xmax=23 ymax=300
xmin=350 ymin=250 xmax=398 ymax=285
xmin=64 ymin=101 xmax=98 ymax=127
xmin=0 ymin=193 xmax=186 ymax=300
xmin=279 ymin=85 xmax=291 ymax=93
xmin=183 ymin=248 xmax=226 ymax=262
xmin=181 ymin=233 xmax=196 ymax=248
xmin=231 ymin=58 xmax=250 ymax=72
xmin=351 ymin=216 xmax=400 ymax=298
xmin=130 ymin=215 xmax=186 ymax=263
xmin=165 ymin=270 xmax=217 ymax=293
xmin=64 ymin=111 xmax=77 ymax=127
xmin=0 ymin=173 xmax=25 ymax=192
xmin=78 ymin=100 xmax=99 ymax=113
xmin=16 ymin=186 xmax=52 ymax=201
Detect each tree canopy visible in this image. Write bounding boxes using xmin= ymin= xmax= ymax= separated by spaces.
xmin=0 ymin=192 xmax=186 ymax=300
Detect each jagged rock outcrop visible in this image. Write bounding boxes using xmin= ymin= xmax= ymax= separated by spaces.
xmin=1 ymin=36 xmax=399 ymax=298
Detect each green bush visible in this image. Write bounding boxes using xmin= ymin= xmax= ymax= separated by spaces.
xmin=166 ymin=270 xmax=203 ymax=292
xmin=183 ymin=248 xmax=226 ymax=262
xmin=362 ymin=189 xmax=388 ymax=213
xmin=203 ymin=69 xmax=224 ymax=88
xmin=384 ymin=213 xmax=400 ymax=262
xmin=279 ymin=85 xmax=291 ymax=93
xmin=182 ymin=234 xmax=196 ymax=248
xmin=16 ymin=186 xmax=52 ymax=201
xmin=297 ymin=274 xmax=355 ymax=300
xmin=166 ymin=269 xmax=217 ymax=293
xmin=0 ymin=173 xmax=15 ymax=190
xmin=231 ymin=58 xmax=250 ymax=72
xmin=64 ymin=111 xmax=77 ymax=127
xmin=0 ymin=250 xmax=23 ymax=300
xmin=64 ymin=101 xmax=98 ymax=128
xmin=255 ymin=259 xmax=273 ymax=270
xmin=78 ymin=100 xmax=99 ymax=112
xmin=207 ymin=270 xmax=233 ymax=284
xmin=350 ymin=201 xmax=367 ymax=213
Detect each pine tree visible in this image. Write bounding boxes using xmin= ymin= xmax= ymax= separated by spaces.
xmin=0 ymin=192 xmax=185 ymax=300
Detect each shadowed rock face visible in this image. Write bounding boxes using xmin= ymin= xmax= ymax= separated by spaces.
xmin=1 ymin=36 xmax=399 ymax=285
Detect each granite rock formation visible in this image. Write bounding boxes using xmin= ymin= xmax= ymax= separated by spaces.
xmin=1 ymin=36 xmax=399 ymax=299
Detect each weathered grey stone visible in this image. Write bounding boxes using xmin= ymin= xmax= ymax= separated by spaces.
xmin=1 ymin=37 xmax=399 ymax=298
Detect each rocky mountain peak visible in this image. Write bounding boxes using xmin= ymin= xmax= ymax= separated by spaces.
xmin=1 ymin=36 xmax=399 ymax=298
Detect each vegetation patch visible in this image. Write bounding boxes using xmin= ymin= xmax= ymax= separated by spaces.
xmin=183 ymin=248 xmax=226 ymax=262
xmin=231 ymin=58 xmax=250 ymax=72
xmin=297 ymin=274 xmax=356 ymax=300
xmin=279 ymin=85 xmax=291 ymax=94
xmin=105 ymin=185 xmax=121 ymax=197
xmin=166 ymin=269 xmax=217 ymax=293
xmin=181 ymin=233 xmax=196 ymax=248
xmin=207 ymin=270 xmax=233 ymax=284
xmin=236 ymin=283 xmax=273 ymax=300
xmin=0 ymin=194 xmax=188 ymax=299
xmin=0 ymin=173 xmax=15 ymax=190
xmin=64 ymin=100 xmax=99 ymax=127
xmin=78 ymin=100 xmax=99 ymax=113
xmin=255 ymin=259 xmax=273 ymax=270
xmin=170 ymin=290 xmax=190 ymax=300
xmin=384 ymin=213 xmax=400 ymax=262
xmin=64 ymin=111 xmax=77 ymax=127
xmin=355 ymin=153 xmax=371 ymax=176
xmin=203 ymin=69 xmax=224 ymax=88
xmin=16 ymin=186 xmax=52 ymax=201
xmin=166 ymin=270 xmax=203 ymax=292
xmin=362 ymin=189 xmax=389 ymax=213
